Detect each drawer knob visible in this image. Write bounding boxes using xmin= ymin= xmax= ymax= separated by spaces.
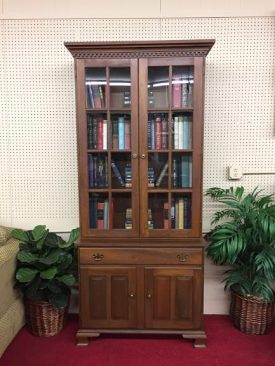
xmin=146 ymin=293 xmax=152 ymax=299
xmin=177 ymin=254 xmax=189 ymax=262
xmin=129 ymin=292 xmax=135 ymax=298
xmin=92 ymin=253 xmax=104 ymax=261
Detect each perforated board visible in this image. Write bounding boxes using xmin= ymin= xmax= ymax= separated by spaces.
xmin=0 ymin=17 xmax=274 ymax=232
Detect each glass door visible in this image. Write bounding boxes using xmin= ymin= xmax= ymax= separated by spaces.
xmin=139 ymin=57 xmax=203 ymax=238
xmin=77 ymin=59 xmax=139 ymax=237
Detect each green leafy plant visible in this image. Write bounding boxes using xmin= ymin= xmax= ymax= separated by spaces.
xmin=206 ymin=186 xmax=275 ymax=301
xmin=12 ymin=225 xmax=80 ymax=309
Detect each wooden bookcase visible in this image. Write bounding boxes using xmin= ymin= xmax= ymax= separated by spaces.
xmin=65 ymin=40 xmax=215 ymax=348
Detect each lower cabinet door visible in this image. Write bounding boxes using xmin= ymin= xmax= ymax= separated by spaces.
xmin=144 ymin=267 xmax=202 ymax=329
xmin=80 ymin=266 xmax=137 ymax=329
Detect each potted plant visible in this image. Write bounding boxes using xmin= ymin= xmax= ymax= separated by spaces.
xmin=12 ymin=225 xmax=80 ymax=336
xmin=205 ymin=186 xmax=275 ymax=334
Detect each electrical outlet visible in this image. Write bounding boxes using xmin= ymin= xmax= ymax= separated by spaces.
xmin=228 ymin=166 xmax=243 ymax=180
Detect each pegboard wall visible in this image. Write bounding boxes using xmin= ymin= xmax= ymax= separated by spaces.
xmin=0 ymin=17 xmax=274 ymax=232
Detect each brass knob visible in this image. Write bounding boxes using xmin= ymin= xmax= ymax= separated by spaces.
xmin=92 ymin=253 xmax=104 ymax=261
xmin=177 ymin=254 xmax=189 ymax=263
xmin=132 ymin=153 xmax=138 ymax=159
xmin=146 ymin=293 xmax=152 ymax=299
xmin=141 ymin=153 xmax=146 ymax=159
xmin=129 ymin=292 xmax=135 ymax=298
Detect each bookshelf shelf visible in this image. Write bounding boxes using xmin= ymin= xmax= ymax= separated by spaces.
xmin=66 ymin=39 xmax=214 ymax=348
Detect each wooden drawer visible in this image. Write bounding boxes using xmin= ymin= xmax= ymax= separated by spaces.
xmin=79 ymin=247 xmax=202 ymax=265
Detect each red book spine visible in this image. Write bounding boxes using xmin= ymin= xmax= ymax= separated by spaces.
xmin=124 ymin=120 xmax=131 ymax=150
xmin=97 ymin=117 xmax=103 ymax=150
xmin=163 ymin=202 xmax=169 ymax=229
xmin=155 ymin=117 xmax=162 ymax=150
xmin=93 ymin=86 xmax=102 ymax=108
xmin=97 ymin=202 xmax=104 ymax=229
xmin=173 ymin=76 xmax=181 ymax=108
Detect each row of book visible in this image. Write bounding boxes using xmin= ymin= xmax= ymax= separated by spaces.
xmin=88 ymin=157 xmax=191 ymax=189
xmin=148 ymin=198 xmax=191 ymax=230
xmin=87 ymin=84 xmax=105 ymax=109
xmin=87 ymin=115 xmax=131 ymax=150
xmin=172 ymin=77 xmax=193 ymax=108
xmin=88 ymin=198 xmax=191 ymax=230
xmin=87 ymin=115 xmax=107 ymax=150
xmin=147 ymin=115 xmax=192 ymax=150
xmin=89 ymin=197 xmax=109 ymax=229
xmin=173 ymin=115 xmax=192 ymax=149
xmin=88 ymin=155 xmax=108 ymax=188
xmin=112 ymin=117 xmax=131 ymax=150
xmin=172 ymin=156 xmax=192 ymax=188
xmin=147 ymin=115 xmax=168 ymax=150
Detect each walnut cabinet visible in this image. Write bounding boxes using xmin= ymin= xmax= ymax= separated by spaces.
xmin=65 ymin=40 xmax=214 ymax=348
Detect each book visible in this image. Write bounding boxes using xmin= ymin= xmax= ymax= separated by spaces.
xmin=124 ymin=119 xmax=131 ymax=149
xmin=97 ymin=201 xmax=104 ymax=229
xmin=111 ymin=161 xmax=125 ymax=187
xmin=103 ymin=199 xmax=109 ymax=229
xmin=172 ymin=159 xmax=178 ymax=188
xmin=118 ymin=117 xmax=125 ymax=149
xmin=173 ymin=75 xmax=182 ymax=108
xmin=148 ymin=209 xmax=154 ymax=230
xmin=125 ymin=163 xmax=132 ymax=188
xmin=178 ymin=198 xmax=184 ymax=229
xmin=97 ymin=116 xmax=103 ymax=150
xmin=125 ymin=208 xmax=133 ymax=229
xmin=112 ymin=120 xmax=119 ymax=149
xmin=174 ymin=116 xmax=179 ymax=149
xmin=92 ymin=117 xmax=98 ymax=149
xmin=155 ymin=116 xmax=162 ymax=150
xmin=182 ymin=116 xmax=191 ymax=149
xmin=184 ymin=197 xmax=192 ymax=229
xmin=163 ymin=202 xmax=169 ymax=229
xmin=87 ymin=85 xmax=95 ymax=108
xmin=103 ymin=119 xmax=107 ymax=150
xmin=181 ymin=155 xmax=191 ymax=188
xmin=161 ymin=117 xmax=168 ymax=149
xmin=155 ymin=162 xmax=168 ymax=187
xmin=147 ymin=120 xmax=152 ymax=149
xmin=89 ymin=195 xmax=98 ymax=229
xmin=178 ymin=115 xmax=184 ymax=149
xmin=147 ymin=167 xmax=155 ymax=187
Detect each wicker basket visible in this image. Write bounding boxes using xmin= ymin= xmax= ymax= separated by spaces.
xmin=230 ymin=288 xmax=275 ymax=335
xmin=24 ymin=298 xmax=68 ymax=337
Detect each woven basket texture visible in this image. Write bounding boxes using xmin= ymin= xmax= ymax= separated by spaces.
xmin=230 ymin=289 xmax=275 ymax=335
xmin=24 ymin=298 xmax=68 ymax=337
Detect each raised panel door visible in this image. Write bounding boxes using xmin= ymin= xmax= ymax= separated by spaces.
xmin=80 ymin=266 xmax=137 ymax=329
xmin=144 ymin=267 xmax=202 ymax=329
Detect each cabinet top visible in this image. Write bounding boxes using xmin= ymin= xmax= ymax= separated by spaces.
xmin=65 ymin=39 xmax=215 ymax=59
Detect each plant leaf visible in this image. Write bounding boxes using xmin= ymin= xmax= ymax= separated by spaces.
xmin=56 ymin=274 xmax=76 ymax=286
xmin=17 ymin=250 xmax=38 ymax=263
xmin=40 ymin=267 xmax=58 ymax=280
xmin=48 ymin=292 xmax=69 ymax=309
xmin=16 ymin=268 xmax=39 ymax=283
xmin=11 ymin=229 xmax=29 ymax=242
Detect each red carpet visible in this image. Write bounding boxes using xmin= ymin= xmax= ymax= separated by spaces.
xmin=1 ymin=315 xmax=275 ymax=366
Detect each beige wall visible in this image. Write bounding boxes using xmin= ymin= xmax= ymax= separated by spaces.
xmin=0 ymin=0 xmax=275 ymax=18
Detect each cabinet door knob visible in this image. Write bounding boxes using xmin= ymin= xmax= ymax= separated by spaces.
xmin=129 ymin=292 xmax=135 ymax=298
xmin=132 ymin=153 xmax=138 ymax=159
xmin=177 ymin=254 xmax=189 ymax=262
xmin=92 ymin=253 xmax=104 ymax=261
xmin=146 ymin=293 xmax=152 ymax=299
xmin=141 ymin=153 xmax=146 ymax=159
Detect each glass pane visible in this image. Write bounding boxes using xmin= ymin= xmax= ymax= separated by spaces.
xmin=172 ymin=66 xmax=194 ymax=108
xmin=148 ymin=67 xmax=169 ymax=109
xmin=110 ymin=68 xmax=131 ymax=108
xmin=111 ymin=113 xmax=131 ymax=150
xmin=112 ymin=193 xmax=132 ymax=229
xmin=111 ymin=152 xmax=131 ymax=189
xmin=88 ymin=153 xmax=108 ymax=188
xmin=87 ymin=113 xmax=108 ymax=150
xmin=86 ymin=68 xmax=106 ymax=108
xmin=147 ymin=113 xmax=169 ymax=150
xmin=148 ymin=153 xmax=168 ymax=189
xmin=148 ymin=193 xmax=168 ymax=229
xmin=171 ymin=153 xmax=192 ymax=188
xmin=171 ymin=193 xmax=192 ymax=229
xmin=89 ymin=193 xmax=109 ymax=229
xmin=172 ymin=113 xmax=192 ymax=149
